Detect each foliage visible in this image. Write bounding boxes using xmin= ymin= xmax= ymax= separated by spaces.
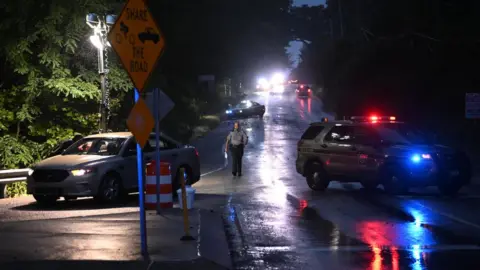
xmin=0 ymin=0 xmax=131 ymax=169
xmin=6 ymin=182 xmax=27 ymax=198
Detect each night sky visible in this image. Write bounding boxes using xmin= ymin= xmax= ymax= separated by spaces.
xmin=289 ymin=0 xmax=326 ymax=68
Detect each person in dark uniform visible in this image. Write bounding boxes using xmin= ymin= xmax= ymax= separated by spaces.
xmin=225 ymin=121 xmax=248 ymax=176
xmin=49 ymin=134 xmax=83 ymax=157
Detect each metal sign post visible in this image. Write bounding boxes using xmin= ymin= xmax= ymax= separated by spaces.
xmin=107 ymin=0 xmax=166 ymax=258
xmin=134 ymin=89 xmax=148 ymax=256
xmin=154 ymin=88 xmax=161 ymax=213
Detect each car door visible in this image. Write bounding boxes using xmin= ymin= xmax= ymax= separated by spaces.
xmin=251 ymin=101 xmax=265 ymax=116
xmin=352 ymin=126 xmax=383 ymax=180
xmin=144 ymin=135 xmax=179 ymax=177
xmin=322 ymin=125 xmax=358 ymax=177
xmin=121 ymin=138 xmax=142 ymax=189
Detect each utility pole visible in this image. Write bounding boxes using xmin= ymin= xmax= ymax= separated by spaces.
xmin=86 ymin=14 xmax=117 ymax=133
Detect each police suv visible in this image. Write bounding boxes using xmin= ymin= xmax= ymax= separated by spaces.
xmin=296 ymin=116 xmax=471 ymax=195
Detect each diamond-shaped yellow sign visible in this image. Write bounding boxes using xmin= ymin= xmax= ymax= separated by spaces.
xmin=126 ymin=97 xmax=155 ymax=148
xmin=107 ymin=0 xmax=165 ymax=92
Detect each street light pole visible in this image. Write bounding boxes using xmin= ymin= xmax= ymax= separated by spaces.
xmin=97 ymin=41 xmax=107 ymax=133
xmin=86 ymin=13 xmax=116 ymax=133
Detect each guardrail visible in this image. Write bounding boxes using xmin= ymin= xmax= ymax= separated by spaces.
xmin=0 ymin=169 xmax=30 ymax=198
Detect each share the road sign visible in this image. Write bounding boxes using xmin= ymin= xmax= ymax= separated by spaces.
xmin=107 ymin=0 xmax=165 ymax=92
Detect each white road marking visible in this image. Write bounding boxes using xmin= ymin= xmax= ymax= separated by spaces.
xmin=201 ymin=166 xmax=226 ymax=177
xmin=413 ymin=201 xmax=480 ymax=230
xmin=251 ymin=244 xmax=480 ymax=253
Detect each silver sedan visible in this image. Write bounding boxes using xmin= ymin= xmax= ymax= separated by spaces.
xmin=27 ymin=132 xmax=200 ymax=204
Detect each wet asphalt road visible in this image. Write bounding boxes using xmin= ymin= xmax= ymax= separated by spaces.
xmin=2 ymin=91 xmax=480 ymax=269
xmin=193 ymin=91 xmax=480 ymax=269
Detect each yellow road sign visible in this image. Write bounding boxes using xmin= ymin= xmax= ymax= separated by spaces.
xmin=126 ymin=97 xmax=155 ymax=148
xmin=107 ymin=0 xmax=165 ymax=92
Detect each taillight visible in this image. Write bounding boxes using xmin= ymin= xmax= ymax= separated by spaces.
xmin=308 ymin=89 xmax=311 ymax=92
xmin=195 ymin=149 xmax=199 ymax=157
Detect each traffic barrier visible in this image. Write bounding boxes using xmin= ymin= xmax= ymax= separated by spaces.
xmin=145 ymin=161 xmax=172 ymax=210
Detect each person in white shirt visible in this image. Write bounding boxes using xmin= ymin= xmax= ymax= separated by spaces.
xmin=225 ymin=122 xmax=248 ymax=176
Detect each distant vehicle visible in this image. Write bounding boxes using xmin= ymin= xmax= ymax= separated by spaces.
xmin=138 ymin=27 xmax=160 ymax=44
xmin=296 ymin=116 xmax=471 ymax=195
xmin=296 ymin=84 xmax=311 ymax=97
xmin=225 ymin=100 xmax=265 ymax=119
xmin=27 ymin=132 xmax=200 ymax=205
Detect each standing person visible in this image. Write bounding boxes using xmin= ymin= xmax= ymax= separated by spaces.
xmin=225 ymin=121 xmax=248 ymax=176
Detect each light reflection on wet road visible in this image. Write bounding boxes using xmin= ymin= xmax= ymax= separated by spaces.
xmin=193 ymin=92 xmax=480 ymax=269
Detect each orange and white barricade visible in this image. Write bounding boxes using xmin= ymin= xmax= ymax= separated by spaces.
xmin=145 ymin=161 xmax=173 ymax=210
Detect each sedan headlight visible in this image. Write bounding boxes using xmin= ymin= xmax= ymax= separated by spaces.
xmin=71 ymin=168 xmax=94 ymax=176
xmin=226 ymin=110 xmax=232 ymax=114
xmin=28 ymin=169 xmax=34 ymax=176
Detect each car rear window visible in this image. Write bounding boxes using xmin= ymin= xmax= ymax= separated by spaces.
xmin=301 ymin=126 xmax=325 ymax=140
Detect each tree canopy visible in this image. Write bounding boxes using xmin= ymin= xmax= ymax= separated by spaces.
xmin=0 ymin=0 xmax=132 ymax=169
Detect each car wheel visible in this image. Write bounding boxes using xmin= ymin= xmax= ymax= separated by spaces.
xmin=33 ymin=194 xmax=59 ymax=205
xmin=95 ymin=174 xmax=123 ymax=203
xmin=383 ymin=169 xmax=408 ymax=195
xmin=437 ymin=181 xmax=463 ymax=196
xmin=360 ymin=181 xmax=379 ymax=191
xmin=305 ymin=162 xmax=330 ymax=191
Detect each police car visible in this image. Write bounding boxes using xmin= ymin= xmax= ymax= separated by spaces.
xmin=295 ymin=116 xmax=471 ymax=195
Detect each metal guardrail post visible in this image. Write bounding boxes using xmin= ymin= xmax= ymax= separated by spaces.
xmin=0 ymin=184 xmax=6 ymax=199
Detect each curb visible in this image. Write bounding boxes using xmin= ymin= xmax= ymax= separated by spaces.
xmin=198 ymin=209 xmax=233 ymax=269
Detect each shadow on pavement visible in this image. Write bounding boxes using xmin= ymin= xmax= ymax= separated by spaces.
xmin=0 ymin=258 xmax=229 ymax=270
xmin=10 ymin=194 xmax=140 ymax=211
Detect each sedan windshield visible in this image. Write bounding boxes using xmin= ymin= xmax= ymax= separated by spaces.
xmin=373 ymin=123 xmax=431 ymax=145
xmin=63 ymin=137 xmax=126 ymax=156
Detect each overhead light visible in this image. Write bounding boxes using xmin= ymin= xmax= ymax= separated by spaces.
xmin=86 ymin=13 xmax=100 ymax=24
xmin=89 ymin=35 xmax=103 ymax=49
xmin=106 ymin=14 xmax=117 ymax=25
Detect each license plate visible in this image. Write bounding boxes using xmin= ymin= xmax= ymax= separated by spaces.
xmin=449 ymin=170 xmax=460 ymax=177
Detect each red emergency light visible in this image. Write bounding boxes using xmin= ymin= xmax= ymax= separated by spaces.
xmin=350 ymin=115 xmax=397 ymax=122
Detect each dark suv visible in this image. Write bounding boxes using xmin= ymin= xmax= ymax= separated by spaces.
xmin=295 ymin=116 xmax=471 ymax=195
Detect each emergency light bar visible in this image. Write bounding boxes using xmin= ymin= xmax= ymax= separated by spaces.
xmin=350 ymin=116 xmax=397 ymax=122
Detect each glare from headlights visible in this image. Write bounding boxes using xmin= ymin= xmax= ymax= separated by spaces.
xmin=71 ymin=169 xmax=93 ymax=176
xmin=271 ymin=72 xmax=285 ymax=84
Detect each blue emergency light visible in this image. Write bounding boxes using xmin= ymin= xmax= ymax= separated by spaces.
xmin=411 ymin=153 xmax=431 ymax=163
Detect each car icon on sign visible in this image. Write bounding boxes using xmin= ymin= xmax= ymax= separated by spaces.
xmin=138 ymin=27 xmax=160 ymax=44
